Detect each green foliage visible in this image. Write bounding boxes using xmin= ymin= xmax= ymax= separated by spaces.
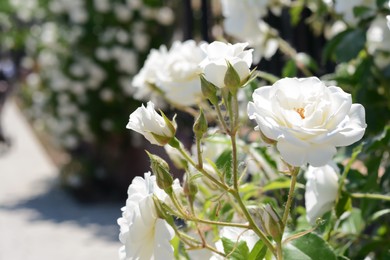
xmin=283 ymin=233 xmax=337 ymax=260
xmin=248 ymin=240 xmax=267 ymax=260
xmin=222 ymin=237 xmax=250 ymax=260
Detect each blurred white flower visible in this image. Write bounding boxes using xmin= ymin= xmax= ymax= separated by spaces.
xmin=220 ymin=0 xmax=279 ymax=62
xmin=95 ymin=47 xmax=111 ymax=61
xmin=93 ymin=0 xmax=110 ymax=13
xmin=126 ymin=101 xmax=176 ymax=146
xmin=334 ymin=0 xmax=376 ymax=25
xmin=199 ymin=41 xmax=253 ymax=88
xmin=114 ymin=3 xmax=133 ymax=22
xmin=366 ymin=15 xmax=390 ymax=69
xmin=132 ymin=45 xmax=168 ymax=104
xmin=156 ymin=7 xmax=174 ymax=25
xmin=248 ymin=77 xmax=366 ymax=167
xmin=118 ymin=172 xmax=175 ymax=260
xmin=157 ymin=40 xmax=205 ymax=106
xmin=324 ymin=21 xmax=347 ymax=39
xmin=133 ymin=40 xmax=205 ymax=106
xmin=305 ymin=162 xmax=339 ymax=224
xmin=100 ymin=89 xmax=114 ymax=102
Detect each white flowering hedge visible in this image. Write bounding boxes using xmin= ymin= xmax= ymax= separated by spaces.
xmin=0 ymin=0 xmax=179 ymax=197
xmin=117 ymin=0 xmax=390 ymax=259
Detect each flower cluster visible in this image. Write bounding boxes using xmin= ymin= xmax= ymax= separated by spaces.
xmin=16 ymin=0 xmax=176 ymax=150
xmin=120 ymin=38 xmax=368 ymax=259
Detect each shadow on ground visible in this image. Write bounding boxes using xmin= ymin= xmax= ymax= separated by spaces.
xmin=0 ymin=178 xmax=124 ymax=241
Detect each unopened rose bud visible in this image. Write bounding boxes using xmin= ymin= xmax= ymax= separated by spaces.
xmin=184 ymin=178 xmax=198 ymax=203
xmin=250 ymin=204 xmax=283 ymax=242
xmin=127 ymin=101 xmax=177 ymax=146
xmin=147 ymin=152 xmax=173 ymax=194
xmin=260 ymin=204 xmax=283 ymax=242
xmin=193 ymin=109 xmax=208 ymax=139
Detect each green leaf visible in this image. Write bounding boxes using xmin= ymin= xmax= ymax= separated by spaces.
xmin=335 ymin=29 xmax=366 ymax=62
xmin=282 ymin=60 xmax=297 ymax=77
xmin=353 ymin=6 xmax=375 ymax=19
xmin=370 ymin=209 xmax=390 ymax=222
xmin=336 ymin=191 xmax=352 ymax=218
xmin=376 ymin=0 xmax=389 ymax=7
xmin=263 ymin=177 xmax=304 ymax=192
xmin=283 ymin=233 xmax=337 ymax=260
xmin=215 ymin=149 xmax=233 ymax=185
xmin=222 ymin=237 xmax=250 ymax=260
xmin=323 ymin=30 xmax=351 ymax=62
xmin=340 ymin=208 xmax=365 ymax=234
xmin=248 ymin=240 xmax=267 ymax=260
xmin=290 ymin=0 xmax=305 ymax=26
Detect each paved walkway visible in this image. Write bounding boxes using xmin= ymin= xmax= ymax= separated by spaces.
xmin=0 ymin=100 xmax=121 ymax=260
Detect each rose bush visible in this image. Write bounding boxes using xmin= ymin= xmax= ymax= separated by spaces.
xmin=247 ymin=77 xmax=367 ymax=167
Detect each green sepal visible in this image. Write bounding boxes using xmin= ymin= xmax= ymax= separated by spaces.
xmin=224 ymin=60 xmax=241 ymax=94
xmin=200 ymin=74 xmax=218 ymax=105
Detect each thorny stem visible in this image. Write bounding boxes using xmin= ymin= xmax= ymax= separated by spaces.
xmin=282 ymin=167 xmax=300 ymax=230
xmin=215 ymin=103 xmax=230 ymax=134
xmin=195 ymin=136 xmax=203 ymax=169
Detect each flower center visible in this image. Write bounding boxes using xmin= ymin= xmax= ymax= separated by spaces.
xmin=294 ymin=107 xmax=305 ymax=119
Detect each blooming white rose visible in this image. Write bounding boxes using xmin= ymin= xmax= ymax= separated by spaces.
xmin=132 ymin=45 xmax=168 ymax=106
xmin=248 ymin=77 xmax=366 ymax=167
xmin=132 ymin=40 xmax=205 ymax=106
xmin=305 ymin=162 xmax=339 ymax=224
xmin=126 ymin=101 xmax=176 ymax=146
xmin=156 ymin=40 xmax=206 ymax=106
xmin=220 ymin=0 xmax=278 ymax=62
xmin=366 ymin=15 xmax=390 ymax=69
xmin=118 ymin=172 xmax=175 ymax=260
xmin=199 ymin=41 xmax=253 ymax=89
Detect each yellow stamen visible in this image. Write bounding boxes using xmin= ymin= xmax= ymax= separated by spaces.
xmin=294 ymin=108 xmax=305 ymax=119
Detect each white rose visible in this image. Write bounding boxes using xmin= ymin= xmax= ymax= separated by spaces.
xmin=156 ymin=40 xmax=206 ymax=106
xmin=366 ymin=15 xmax=390 ymax=69
xmin=199 ymin=41 xmax=253 ymax=89
xmin=132 ymin=41 xmax=205 ymax=107
xmin=132 ymin=45 xmax=168 ymax=106
xmin=248 ymin=77 xmax=366 ymax=167
xmin=126 ymin=101 xmax=176 ymax=146
xmin=118 ymin=172 xmax=175 ymax=260
xmin=305 ymin=162 xmax=339 ymax=224
xmin=220 ymin=0 xmax=278 ymax=62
